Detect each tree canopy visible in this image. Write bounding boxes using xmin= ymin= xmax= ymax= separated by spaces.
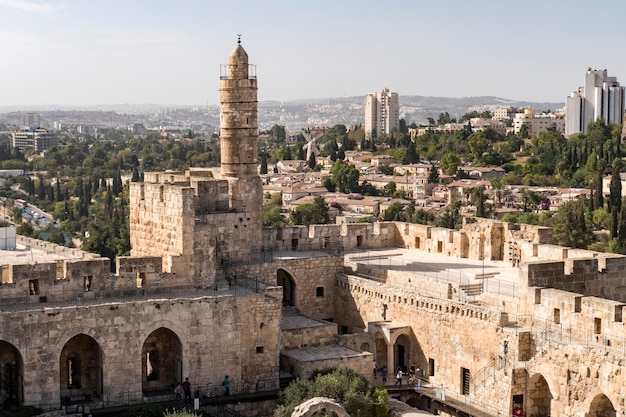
xmin=274 ymin=368 xmax=387 ymax=417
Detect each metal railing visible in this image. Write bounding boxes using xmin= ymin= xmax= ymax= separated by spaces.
xmin=36 ymin=377 xmax=280 ymax=414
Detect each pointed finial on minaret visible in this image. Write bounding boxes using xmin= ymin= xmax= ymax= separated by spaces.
xmin=237 ymin=34 xmax=241 ymax=44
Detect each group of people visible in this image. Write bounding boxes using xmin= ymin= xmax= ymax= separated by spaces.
xmin=174 ymin=378 xmax=193 ymax=405
xmin=174 ymin=375 xmax=231 ymax=406
xmin=374 ymin=359 xmax=421 ymax=389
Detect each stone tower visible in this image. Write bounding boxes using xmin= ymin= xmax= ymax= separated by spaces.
xmin=219 ymin=40 xmax=263 ymax=251
xmin=128 ymin=42 xmax=265 ymax=286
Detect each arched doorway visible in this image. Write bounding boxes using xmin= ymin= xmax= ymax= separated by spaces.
xmin=527 ymin=373 xmax=552 ymax=417
xmin=142 ymin=328 xmax=182 ymax=392
xmin=374 ymin=332 xmax=387 ymax=371
xmin=0 ymin=341 xmax=24 ymax=407
xmin=60 ymin=334 xmax=102 ymax=402
xmin=394 ymin=334 xmax=412 ymax=372
xmin=277 ymin=269 xmax=296 ymax=307
xmin=588 ymin=394 xmax=616 ymax=417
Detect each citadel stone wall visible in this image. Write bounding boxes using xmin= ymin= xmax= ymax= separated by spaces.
xmin=0 ymin=286 xmax=281 ymax=408
xmin=228 ymin=256 xmax=343 ymax=320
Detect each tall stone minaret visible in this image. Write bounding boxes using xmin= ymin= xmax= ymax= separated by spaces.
xmin=219 ymin=38 xmax=263 ymax=250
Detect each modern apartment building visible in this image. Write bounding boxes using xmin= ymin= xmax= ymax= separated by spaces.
xmin=513 ymin=108 xmax=565 ymax=137
xmin=364 ymin=88 xmax=399 ymax=139
xmin=11 ymin=127 xmax=58 ymax=151
xmin=565 ymin=68 xmax=625 ymax=137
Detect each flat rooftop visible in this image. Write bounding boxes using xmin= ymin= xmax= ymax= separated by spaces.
xmin=281 ymin=344 xmax=369 ymax=362
xmin=344 ymin=247 xmax=521 ymax=298
xmin=0 ymin=242 xmax=90 ymax=265
xmin=282 ymin=308 xmax=334 ymax=330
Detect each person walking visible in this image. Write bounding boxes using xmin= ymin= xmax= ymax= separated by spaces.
xmin=394 ymin=368 xmax=403 ymax=386
xmin=222 ymin=375 xmax=231 ymax=396
xmin=373 ymin=359 xmax=377 ymax=378
xmin=174 ymin=382 xmax=183 ymax=401
xmin=381 ymin=366 xmax=387 ymax=384
xmin=182 ymin=377 xmax=192 ymax=405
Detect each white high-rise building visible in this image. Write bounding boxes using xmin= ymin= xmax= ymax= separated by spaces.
xmin=565 ymin=68 xmax=625 ymax=137
xmin=364 ymin=88 xmax=399 ymax=139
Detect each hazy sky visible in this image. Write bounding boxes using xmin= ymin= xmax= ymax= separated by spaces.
xmin=1 ymin=0 xmax=625 ymax=107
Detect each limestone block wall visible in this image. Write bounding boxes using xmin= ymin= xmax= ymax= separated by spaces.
xmin=129 ymin=181 xmax=196 ymax=277
xmin=262 ymin=222 xmax=400 ymax=253
xmin=531 ymin=288 xmax=626 ymax=348
xmin=334 ymin=273 xmax=507 ymax=396
xmin=0 ymin=258 xmax=112 ymax=304
xmin=197 ymin=211 xmax=260 ymax=266
xmin=394 ymin=223 xmax=432 ymax=250
xmin=0 ymin=287 xmax=281 ymax=409
xmin=229 ymin=256 xmax=343 ymax=320
xmin=18 ymin=236 xmax=100 ymax=259
xmin=193 ymin=178 xmax=230 ymax=214
xmin=115 ymin=256 xmax=164 ymax=289
xmin=279 ymin=349 xmax=372 ymax=381
xmin=506 ymin=222 xmax=554 ymax=244
xmin=532 ymin=244 xmax=569 ymax=263
xmin=281 ymin=321 xmax=337 ymax=349
xmin=523 ymin=338 xmax=626 ymax=416
xmin=334 ymin=333 xmax=375 ymax=353
xmin=523 ymin=257 xmax=626 ymax=305
xmin=222 ymin=177 xmax=263 ymax=248
xmin=523 ymin=261 xmax=566 ymax=289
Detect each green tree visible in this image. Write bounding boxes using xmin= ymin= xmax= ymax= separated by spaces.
xmin=307 ymin=153 xmax=316 ymax=170
xmin=468 ymin=131 xmax=490 ymax=162
xmin=263 ymin=193 xmax=285 ymax=227
xmin=435 ymin=201 xmax=461 ymax=229
xmin=330 ymin=161 xmax=360 ymax=194
xmin=609 ymin=160 xmax=622 ymax=238
xmin=260 ymin=153 xmax=268 ymax=175
xmin=384 ymin=182 xmax=397 ymax=197
xmin=618 ymin=204 xmax=626 ymax=253
xmin=383 ymin=202 xmax=404 ymax=221
xmin=274 ymin=368 xmax=387 ymax=417
xmin=440 ymin=153 xmax=461 ymax=176
xmin=402 ymin=141 xmax=418 ymax=164
xmin=290 ymin=196 xmax=330 ymax=226
xmin=427 ymin=164 xmax=439 ymax=184
xmin=552 ymin=199 xmax=594 ymax=249
xmin=16 ymin=221 xmax=38 ymax=238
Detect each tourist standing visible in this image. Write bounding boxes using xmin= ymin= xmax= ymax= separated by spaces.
xmin=381 ymin=366 xmax=387 ymax=384
xmin=222 ymin=375 xmax=231 ymax=396
xmin=182 ymin=377 xmax=192 ymax=405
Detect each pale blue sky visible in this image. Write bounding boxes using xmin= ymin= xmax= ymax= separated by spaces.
xmin=1 ymin=0 xmax=625 ymax=107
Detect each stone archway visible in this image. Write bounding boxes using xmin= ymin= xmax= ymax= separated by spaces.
xmin=60 ymin=334 xmax=103 ymax=401
xmin=527 ymin=373 xmax=552 ymax=417
xmin=374 ymin=332 xmax=388 ymax=371
xmin=0 ymin=340 xmax=24 ymax=407
xmin=394 ymin=334 xmax=412 ymax=372
xmin=291 ymin=397 xmax=351 ymax=417
xmin=277 ymin=269 xmax=296 ymax=307
xmin=142 ymin=328 xmax=182 ymax=392
xmin=587 ymin=393 xmax=616 ymax=417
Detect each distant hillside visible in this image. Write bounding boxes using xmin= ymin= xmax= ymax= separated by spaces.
xmin=0 ymin=96 xmax=565 ymax=132
xmin=257 ymin=95 xmax=564 ymax=130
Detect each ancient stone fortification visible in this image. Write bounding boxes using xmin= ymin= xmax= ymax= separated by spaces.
xmin=3 ymin=41 xmax=626 ymax=417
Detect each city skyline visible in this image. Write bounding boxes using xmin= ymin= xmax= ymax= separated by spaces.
xmin=1 ymin=0 xmax=626 ymax=108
